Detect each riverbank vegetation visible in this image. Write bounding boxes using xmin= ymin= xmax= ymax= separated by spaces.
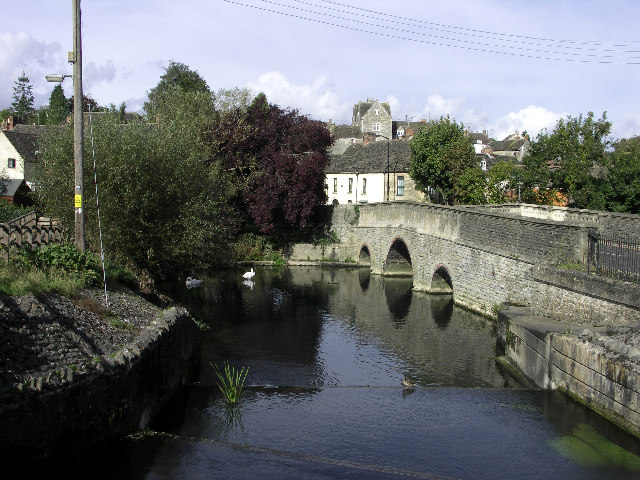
xmin=0 ymin=244 xmax=135 ymax=296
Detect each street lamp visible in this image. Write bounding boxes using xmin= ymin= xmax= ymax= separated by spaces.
xmin=45 ymin=0 xmax=84 ymax=251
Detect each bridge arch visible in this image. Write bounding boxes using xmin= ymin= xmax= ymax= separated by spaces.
xmin=430 ymin=264 xmax=454 ymax=294
xmin=359 ymin=244 xmax=371 ymax=266
xmin=383 ymin=237 xmax=413 ymax=277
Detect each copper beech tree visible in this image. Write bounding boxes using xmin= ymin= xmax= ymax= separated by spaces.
xmin=213 ymin=93 xmax=332 ymax=233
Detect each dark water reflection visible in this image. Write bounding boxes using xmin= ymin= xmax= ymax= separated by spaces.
xmin=53 ymin=267 xmax=640 ymax=480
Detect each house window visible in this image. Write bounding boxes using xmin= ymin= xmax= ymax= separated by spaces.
xmin=397 ymin=128 xmax=405 ymax=137
xmin=348 ymin=177 xmax=353 ymax=193
xmin=480 ymin=160 xmax=487 ymax=171
xmin=333 ymin=178 xmax=337 ymax=193
xmin=397 ymin=176 xmax=405 ymax=196
xmin=373 ymin=123 xmax=380 ymax=132
xmin=362 ymin=178 xmax=367 ymax=194
xmin=374 ymin=109 xmax=380 ymax=115
xmin=8 ymin=158 xmax=16 ymax=168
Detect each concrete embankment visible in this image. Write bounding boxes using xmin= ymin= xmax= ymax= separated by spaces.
xmin=498 ymin=304 xmax=640 ymax=439
xmin=0 ymin=290 xmax=202 ymax=478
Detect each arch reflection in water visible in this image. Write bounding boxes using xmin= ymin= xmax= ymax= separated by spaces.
xmin=383 ymin=276 xmax=413 ymax=326
xmin=358 ymin=269 xmax=370 ymax=292
xmin=430 ymin=295 xmax=454 ymax=330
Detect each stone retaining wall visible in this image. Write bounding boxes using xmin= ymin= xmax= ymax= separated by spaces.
xmin=498 ymin=305 xmax=640 ymax=438
xmin=0 ymin=306 xmax=201 ymax=477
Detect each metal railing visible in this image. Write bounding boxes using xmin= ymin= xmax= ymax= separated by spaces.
xmin=587 ymin=231 xmax=640 ymax=283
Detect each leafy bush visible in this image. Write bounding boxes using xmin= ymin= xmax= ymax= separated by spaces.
xmin=15 ymin=243 xmax=102 ymax=286
xmin=0 ymin=200 xmax=34 ymax=223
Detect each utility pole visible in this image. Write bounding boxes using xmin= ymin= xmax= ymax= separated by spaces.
xmin=73 ymin=0 xmax=85 ymax=251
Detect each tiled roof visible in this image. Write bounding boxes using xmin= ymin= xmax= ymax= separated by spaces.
xmin=326 ymin=140 xmax=412 ymax=174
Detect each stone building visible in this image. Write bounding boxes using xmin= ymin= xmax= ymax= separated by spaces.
xmin=352 ymin=98 xmax=392 ymax=141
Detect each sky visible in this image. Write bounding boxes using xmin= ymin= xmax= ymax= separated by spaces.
xmin=2 ymin=0 xmax=639 ymax=141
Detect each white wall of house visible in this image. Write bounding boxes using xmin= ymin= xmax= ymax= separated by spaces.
xmin=0 ymin=133 xmax=24 ymax=180
xmin=326 ymin=172 xmax=387 ymax=205
xmin=325 ymin=171 xmax=424 ymax=204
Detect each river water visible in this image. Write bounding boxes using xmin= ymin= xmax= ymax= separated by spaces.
xmin=62 ymin=267 xmax=640 ymax=479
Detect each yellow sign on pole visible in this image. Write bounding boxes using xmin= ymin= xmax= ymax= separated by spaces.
xmin=75 ymin=194 xmax=82 ymax=208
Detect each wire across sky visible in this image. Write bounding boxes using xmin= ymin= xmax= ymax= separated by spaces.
xmin=223 ymin=0 xmax=640 ymax=64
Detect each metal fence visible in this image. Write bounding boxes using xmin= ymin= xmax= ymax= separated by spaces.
xmin=587 ymin=231 xmax=640 ymax=283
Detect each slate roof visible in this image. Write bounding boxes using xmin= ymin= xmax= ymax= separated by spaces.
xmin=331 ymin=124 xmax=362 ymax=139
xmin=353 ymin=100 xmax=391 ymax=120
xmin=3 ymin=130 xmax=39 ymax=162
xmin=326 ymin=141 xmax=412 ymax=174
xmin=0 ymin=179 xmax=28 ymax=197
xmin=489 ymin=138 xmax=527 ymax=152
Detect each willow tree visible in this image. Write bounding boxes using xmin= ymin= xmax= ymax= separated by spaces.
xmin=36 ymin=89 xmax=237 ymax=280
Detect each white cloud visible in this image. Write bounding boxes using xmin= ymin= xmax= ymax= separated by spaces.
xmin=85 ymin=60 xmax=116 ymax=90
xmin=0 ymin=32 xmax=65 ymax=107
xmin=247 ymin=71 xmax=351 ymax=122
xmin=491 ymin=105 xmax=564 ymax=140
xmin=421 ymin=94 xmax=466 ymax=120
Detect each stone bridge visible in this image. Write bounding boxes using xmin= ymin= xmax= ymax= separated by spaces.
xmin=292 ymin=202 xmax=640 ymax=325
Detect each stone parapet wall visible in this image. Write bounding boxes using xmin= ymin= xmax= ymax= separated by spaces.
xmin=468 ymin=203 xmax=640 ymax=237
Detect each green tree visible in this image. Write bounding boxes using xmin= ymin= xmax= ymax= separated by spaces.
xmin=144 ymin=61 xmax=210 ymax=118
xmin=11 ymin=71 xmax=35 ymax=123
xmin=48 ymin=84 xmax=70 ymax=125
xmin=455 ymin=167 xmax=487 ymax=204
xmin=522 ymin=112 xmax=611 ymax=209
xmin=602 ymin=136 xmax=640 ymax=214
xmin=486 ymin=161 xmax=517 ymax=203
xmin=36 ymin=89 xmax=237 ymax=281
xmin=409 ymin=116 xmax=475 ymax=204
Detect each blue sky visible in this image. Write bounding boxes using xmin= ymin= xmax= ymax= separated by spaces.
xmin=2 ymin=0 xmax=639 ymax=140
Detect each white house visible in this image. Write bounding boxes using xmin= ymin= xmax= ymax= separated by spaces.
xmin=325 ymin=140 xmax=423 ymax=205
xmin=0 ymin=125 xmax=40 ymax=203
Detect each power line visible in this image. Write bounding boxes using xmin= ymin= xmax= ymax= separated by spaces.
xmin=310 ymin=0 xmax=640 ymax=49
xmin=222 ymin=0 xmax=640 ymax=64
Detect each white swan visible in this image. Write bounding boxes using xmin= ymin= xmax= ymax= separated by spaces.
xmin=186 ymin=276 xmax=203 ymax=288
xmin=242 ymin=268 xmax=255 ymax=280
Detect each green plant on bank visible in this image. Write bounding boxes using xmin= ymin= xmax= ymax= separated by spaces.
xmin=211 ymin=361 xmax=249 ymax=405
xmin=491 ymin=303 xmax=507 ymax=316
xmin=312 ymin=229 xmax=340 ymax=247
xmin=0 ymin=243 xmax=138 ymax=296
xmin=343 ymin=257 xmax=356 ymax=263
